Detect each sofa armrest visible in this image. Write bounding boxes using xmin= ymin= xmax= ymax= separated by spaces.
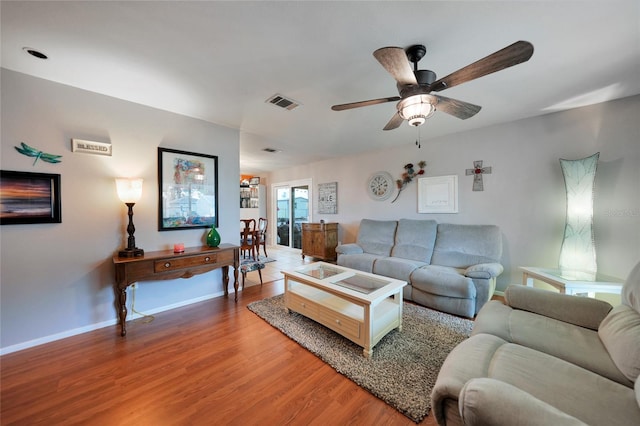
xmin=465 ymin=262 xmax=504 ymax=279
xmin=505 ymin=285 xmax=613 ymax=330
xmin=459 ymin=378 xmax=588 ymax=426
xmin=335 ymin=243 xmax=363 ymax=255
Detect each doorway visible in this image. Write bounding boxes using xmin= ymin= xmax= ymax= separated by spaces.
xmin=273 ymin=180 xmax=311 ymax=249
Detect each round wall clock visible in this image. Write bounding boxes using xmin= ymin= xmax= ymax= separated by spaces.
xmin=367 ymin=171 xmax=395 ymax=201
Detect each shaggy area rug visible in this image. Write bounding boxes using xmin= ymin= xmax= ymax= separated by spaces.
xmin=247 ymin=294 xmax=473 ymax=423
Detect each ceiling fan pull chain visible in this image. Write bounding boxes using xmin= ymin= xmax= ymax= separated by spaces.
xmin=415 ymin=126 xmax=421 ymax=148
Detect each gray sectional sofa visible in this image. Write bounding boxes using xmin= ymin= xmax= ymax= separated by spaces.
xmin=431 ymin=261 xmax=640 ymax=425
xmin=335 ymin=219 xmax=503 ymax=318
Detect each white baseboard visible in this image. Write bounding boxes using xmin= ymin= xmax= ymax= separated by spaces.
xmin=0 ymin=290 xmax=227 ymax=356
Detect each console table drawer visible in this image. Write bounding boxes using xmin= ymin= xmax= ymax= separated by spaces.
xmin=154 ymin=254 xmax=218 ymax=273
xmin=318 ymin=308 xmax=361 ymax=340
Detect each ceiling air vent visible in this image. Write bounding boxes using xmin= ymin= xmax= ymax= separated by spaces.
xmin=266 ymin=94 xmax=300 ymax=111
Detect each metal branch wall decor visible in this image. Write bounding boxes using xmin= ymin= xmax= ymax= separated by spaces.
xmin=465 ymin=160 xmax=492 ymax=191
xmin=392 ymin=161 xmax=426 ymax=203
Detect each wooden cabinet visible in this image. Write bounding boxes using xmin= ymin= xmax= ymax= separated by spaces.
xmin=301 ymin=222 xmax=338 ymax=261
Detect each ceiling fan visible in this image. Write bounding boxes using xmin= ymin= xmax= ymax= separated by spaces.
xmin=331 ymin=41 xmax=534 ymax=130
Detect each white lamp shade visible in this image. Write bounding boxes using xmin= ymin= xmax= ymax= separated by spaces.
xmin=116 ymin=178 xmax=143 ymax=203
xmin=398 ymin=95 xmax=436 ymax=126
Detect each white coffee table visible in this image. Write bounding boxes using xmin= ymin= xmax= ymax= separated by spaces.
xmin=282 ymin=262 xmax=407 ymax=358
xmin=520 ymin=266 xmax=624 ymax=297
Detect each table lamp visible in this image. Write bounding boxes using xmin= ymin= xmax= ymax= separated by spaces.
xmin=116 ymin=178 xmax=144 ymax=258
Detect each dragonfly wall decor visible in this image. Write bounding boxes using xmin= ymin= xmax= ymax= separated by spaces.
xmin=14 ymin=142 xmax=62 ymax=165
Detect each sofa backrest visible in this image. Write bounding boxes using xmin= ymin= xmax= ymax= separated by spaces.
xmin=598 ymin=261 xmax=640 ymax=384
xmin=391 ymin=219 xmax=438 ymax=263
xmin=431 ymin=224 xmax=502 ymax=268
xmin=622 ymin=261 xmax=640 ymax=312
xmin=356 ymin=219 xmax=397 ymax=256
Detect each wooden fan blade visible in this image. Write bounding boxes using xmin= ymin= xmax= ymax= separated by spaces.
xmin=434 ymin=95 xmax=482 ymax=119
xmin=431 ymin=41 xmax=534 ymax=92
xmin=383 ymin=112 xmax=404 ymax=131
xmin=373 ymin=47 xmax=418 ymax=86
xmin=331 ymin=96 xmax=400 ymax=111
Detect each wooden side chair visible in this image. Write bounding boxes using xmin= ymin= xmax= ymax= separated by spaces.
xmin=240 ymin=219 xmax=257 ymax=260
xmin=257 ymin=217 xmax=268 ymax=258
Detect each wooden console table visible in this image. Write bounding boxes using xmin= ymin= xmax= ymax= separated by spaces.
xmin=113 ymin=244 xmax=239 ymax=336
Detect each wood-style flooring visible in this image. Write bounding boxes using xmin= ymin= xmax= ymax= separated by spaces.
xmin=1 ymin=246 xmax=437 ymax=425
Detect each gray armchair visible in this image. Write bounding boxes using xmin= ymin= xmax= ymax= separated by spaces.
xmin=431 ymin=261 xmax=640 ymax=425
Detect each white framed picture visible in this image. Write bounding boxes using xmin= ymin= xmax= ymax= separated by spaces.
xmin=418 ymin=175 xmax=458 ymax=213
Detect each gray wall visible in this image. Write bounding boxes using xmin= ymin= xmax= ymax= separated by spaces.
xmin=1 ymin=69 xmax=240 ymax=352
xmin=2 ymin=67 xmax=638 ymax=353
xmin=268 ymin=95 xmax=640 ymax=293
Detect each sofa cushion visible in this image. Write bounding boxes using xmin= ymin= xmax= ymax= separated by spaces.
xmin=465 ymin=262 xmax=504 ymax=279
xmin=337 ymin=253 xmax=383 ymax=273
xmin=411 ymin=265 xmax=475 ymax=298
xmin=459 ymin=378 xmax=588 ymax=426
xmin=373 ymin=257 xmax=426 ymax=282
xmin=355 ymin=219 xmax=397 ymax=256
xmin=487 ymin=340 xmax=639 ymax=426
xmin=432 ymin=333 xmax=640 ymax=426
xmin=622 ymin=260 xmax=640 ymax=311
xmin=334 ymin=243 xmax=363 ymax=255
xmin=599 ymin=304 xmax=640 ymax=382
xmin=505 ymin=284 xmax=612 ymax=330
xmin=431 ymin=224 xmax=502 ymax=268
xmin=391 ymin=219 xmax=437 ymax=263
xmin=474 ymin=300 xmax=632 ymax=386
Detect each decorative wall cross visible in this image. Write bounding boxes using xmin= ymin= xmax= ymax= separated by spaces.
xmin=465 ymin=160 xmax=492 ymax=191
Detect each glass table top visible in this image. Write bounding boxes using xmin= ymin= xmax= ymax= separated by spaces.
xmin=296 ymin=263 xmax=393 ymax=294
xmin=332 ymin=274 xmax=391 ymax=294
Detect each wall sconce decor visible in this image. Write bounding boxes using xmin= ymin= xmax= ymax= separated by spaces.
xmin=559 ymin=152 xmax=599 ymax=279
xmin=116 ymin=178 xmax=144 ymax=258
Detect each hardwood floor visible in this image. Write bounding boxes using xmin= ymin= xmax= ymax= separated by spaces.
xmin=2 ymin=246 xmax=436 ymax=425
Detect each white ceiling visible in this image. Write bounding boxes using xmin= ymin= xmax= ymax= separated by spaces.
xmin=2 ymin=1 xmax=639 ymax=174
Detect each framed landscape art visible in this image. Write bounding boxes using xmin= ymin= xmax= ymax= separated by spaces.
xmin=0 ymin=170 xmax=62 ymax=225
xmin=157 ymin=148 xmax=218 ymax=231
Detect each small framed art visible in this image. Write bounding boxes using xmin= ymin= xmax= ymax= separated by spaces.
xmin=318 ymin=182 xmax=338 ymax=214
xmin=0 ymin=170 xmax=62 ymax=224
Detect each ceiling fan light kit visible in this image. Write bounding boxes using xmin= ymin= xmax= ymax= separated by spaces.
xmin=398 ymin=95 xmax=436 ymax=127
xmin=331 ymin=41 xmax=534 ymax=130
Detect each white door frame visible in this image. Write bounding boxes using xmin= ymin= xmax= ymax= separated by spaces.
xmin=270 ymin=178 xmax=313 ymax=249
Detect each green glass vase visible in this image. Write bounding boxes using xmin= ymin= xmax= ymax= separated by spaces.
xmin=206 ymin=225 xmax=221 ymax=247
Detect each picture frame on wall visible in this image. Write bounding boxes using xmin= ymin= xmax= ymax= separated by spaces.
xmin=0 ymin=170 xmax=62 ymax=225
xmin=418 ymin=175 xmax=459 ymax=213
xmin=157 ymin=147 xmax=218 ymax=231
xmin=318 ymin=181 xmax=338 ymax=214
